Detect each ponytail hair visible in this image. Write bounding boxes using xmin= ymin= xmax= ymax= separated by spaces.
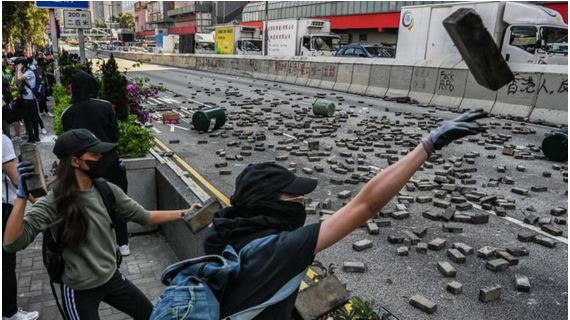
xmin=53 ymin=157 xmax=89 ymax=245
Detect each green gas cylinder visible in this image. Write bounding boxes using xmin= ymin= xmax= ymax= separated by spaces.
xmin=312 ymin=99 xmax=336 ymax=117
xmin=192 ymin=107 xmax=226 ymax=132
xmin=542 ymin=128 xmax=568 ymax=162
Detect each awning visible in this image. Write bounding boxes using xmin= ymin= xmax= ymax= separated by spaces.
xmin=316 ymin=12 xmax=400 ymax=31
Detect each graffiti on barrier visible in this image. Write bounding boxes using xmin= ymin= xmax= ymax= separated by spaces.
xmin=538 ymin=78 xmax=568 ymax=95
xmin=323 ymin=64 xmax=337 ymax=79
xmin=507 ymin=76 xmax=537 ymax=95
xmin=438 ymin=70 xmax=455 ymax=92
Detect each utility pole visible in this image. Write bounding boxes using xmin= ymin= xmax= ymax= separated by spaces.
xmin=263 ymin=1 xmax=268 ymax=56
xmin=49 ymin=8 xmax=61 ymax=84
xmin=78 ymin=28 xmax=86 ymax=63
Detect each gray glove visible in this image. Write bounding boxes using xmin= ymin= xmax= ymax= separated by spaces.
xmin=422 ymin=110 xmax=487 ymax=155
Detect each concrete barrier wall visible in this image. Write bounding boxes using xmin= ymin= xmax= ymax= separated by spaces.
xmin=333 ymin=61 xmax=354 ymax=92
xmin=285 ymin=59 xmax=301 ymax=84
xmin=430 ymin=60 xmax=467 ymax=108
xmin=306 ymin=62 xmax=324 ymax=88
xmin=347 ymin=59 xmax=372 ymax=95
xmin=295 ymin=61 xmax=311 ymax=86
xmin=491 ymin=63 xmax=543 ymax=120
xmin=529 ymin=65 xmax=568 ymax=125
xmin=385 ymin=61 xmax=414 ymax=98
xmin=408 ymin=60 xmax=440 ymax=105
xmin=365 ymin=60 xmax=393 ymax=97
xmin=104 ymin=51 xmax=567 ymax=125
xmin=319 ymin=63 xmax=338 ymax=90
xmin=459 ymin=60 xmax=498 ymax=112
xmin=274 ymin=60 xmax=288 ymax=83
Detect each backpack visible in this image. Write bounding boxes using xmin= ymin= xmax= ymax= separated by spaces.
xmin=42 ymin=179 xmax=123 ymax=318
xmin=151 ymin=234 xmax=305 ymax=320
xmin=23 ymin=76 xmax=45 ymax=100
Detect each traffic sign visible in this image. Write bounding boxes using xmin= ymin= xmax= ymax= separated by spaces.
xmin=63 ymin=10 xmax=91 ymax=29
xmin=36 ymin=1 xmax=89 ymax=9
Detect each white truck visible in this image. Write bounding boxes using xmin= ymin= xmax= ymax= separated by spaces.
xmin=396 ymin=2 xmax=568 ymax=64
xmin=160 ymin=33 xmax=215 ymax=54
xmin=161 ymin=34 xmax=178 ymax=54
xmin=194 ymin=32 xmax=215 ymax=54
xmin=215 ymin=25 xmax=263 ymax=55
xmin=264 ymin=19 xmax=341 ymax=57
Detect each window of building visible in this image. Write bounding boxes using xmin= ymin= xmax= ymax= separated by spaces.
xmin=359 ymin=34 xmax=367 ymax=42
xmin=330 ymin=2 xmax=338 ymax=15
xmin=348 ymin=1 xmax=355 ymax=14
xmin=509 ymin=26 xmax=537 ymax=54
xmin=324 ymin=2 xmax=331 ymax=16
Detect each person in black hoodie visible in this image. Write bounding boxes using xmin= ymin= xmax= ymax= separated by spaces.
xmin=61 ymin=70 xmax=131 ymax=256
xmin=203 ymin=110 xmax=487 ymax=319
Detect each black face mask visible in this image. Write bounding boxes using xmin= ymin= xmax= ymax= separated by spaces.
xmin=83 ymin=153 xmax=116 ymax=179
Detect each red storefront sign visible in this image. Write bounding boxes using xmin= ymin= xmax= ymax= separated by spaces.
xmin=241 ymin=12 xmax=400 ymax=32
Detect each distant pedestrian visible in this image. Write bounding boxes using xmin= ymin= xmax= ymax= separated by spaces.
xmin=2 ymin=134 xmax=40 ymax=320
xmin=33 ymin=54 xmax=51 ymax=117
xmin=3 ymin=128 xmax=202 ymax=320
xmin=61 ymin=70 xmax=133 ymax=256
xmin=15 ymin=58 xmax=40 ymax=143
xmin=3 ymin=60 xmax=23 ymax=139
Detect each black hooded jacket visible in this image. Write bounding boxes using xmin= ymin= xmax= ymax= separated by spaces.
xmin=61 ymin=71 xmax=119 ymax=143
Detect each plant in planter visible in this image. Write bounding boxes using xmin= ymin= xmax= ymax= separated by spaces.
xmin=118 ymin=115 xmax=154 ymax=158
xmin=59 ymin=49 xmax=93 ymax=85
xmin=126 ymin=77 xmax=161 ymax=124
xmin=100 ymin=54 xmax=129 ymax=121
xmin=331 ymin=296 xmax=380 ymax=320
xmin=52 ymin=84 xmax=72 ymax=136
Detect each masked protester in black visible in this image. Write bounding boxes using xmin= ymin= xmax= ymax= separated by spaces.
xmin=61 ymin=70 xmax=131 ymax=256
xmin=203 ymin=110 xmax=487 ymax=320
xmin=204 ymin=163 xmax=319 ymax=319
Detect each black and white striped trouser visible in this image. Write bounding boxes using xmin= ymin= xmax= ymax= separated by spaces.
xmin=60 ymin=269 xmax=153 ymax=320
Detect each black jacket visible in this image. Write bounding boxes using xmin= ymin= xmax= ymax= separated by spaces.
xmin=61 ymin=71 xmax=119 ymax=143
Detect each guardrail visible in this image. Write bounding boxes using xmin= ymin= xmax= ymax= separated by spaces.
xmin=105 ymin=50 xmax=568 ymax=126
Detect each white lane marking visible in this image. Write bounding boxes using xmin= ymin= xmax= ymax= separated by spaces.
xmin=172 ymin=124 xmax=189 ymax=131
xmin=470 ymin=202 xmax=568 ymax=245
xmin=152 ymin=127 xmax=161 ymax=134
xmin=170 ymin=125 xmax=175 ymax=132
xmin=161 ymin=97 xmax=181 ymax=104
xmin=148 ymin=97 xmax=163 ymax=105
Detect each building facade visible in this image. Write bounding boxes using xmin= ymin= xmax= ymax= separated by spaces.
xmin=241 ymin=1 xmax=568 ymax=46
xmin=90 ymin=1 xmax=123 ymax=27
xmin=133 ymin=1 xmax=249 ymax=39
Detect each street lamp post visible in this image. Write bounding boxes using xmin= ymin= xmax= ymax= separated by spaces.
xmin=264 ymin=1 xmax=268 ymax=56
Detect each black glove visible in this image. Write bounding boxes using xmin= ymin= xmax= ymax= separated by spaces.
xmin=421 ymin=110 xmax=487 ymax=155
xmin=16 ymin=161 xmax=35 ymax=199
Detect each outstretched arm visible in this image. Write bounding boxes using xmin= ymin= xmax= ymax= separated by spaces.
xmin=315 ymin=110 xmax=486 ymax=253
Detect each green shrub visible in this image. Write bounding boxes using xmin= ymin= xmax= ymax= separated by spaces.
xmin=59 ymin=49 xmax=93 ymax=85
xmin=52 ymin=85 xmax=71 ymax=136
xmin=118 ymin=115 xmax=154 ymax=158
xmin=100 ymin=54 xmax=129 ymax=121
xmin=331 ymin=296 xmax=380 ymax=320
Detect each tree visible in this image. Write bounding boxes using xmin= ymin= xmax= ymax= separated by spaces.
xmin=2 ymin=2 xmax=49 ymax=55
xmin=100 ymin=54 xmax=129 ymax=121
xmin=118 ymin=13 xmax=135 ymax=30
